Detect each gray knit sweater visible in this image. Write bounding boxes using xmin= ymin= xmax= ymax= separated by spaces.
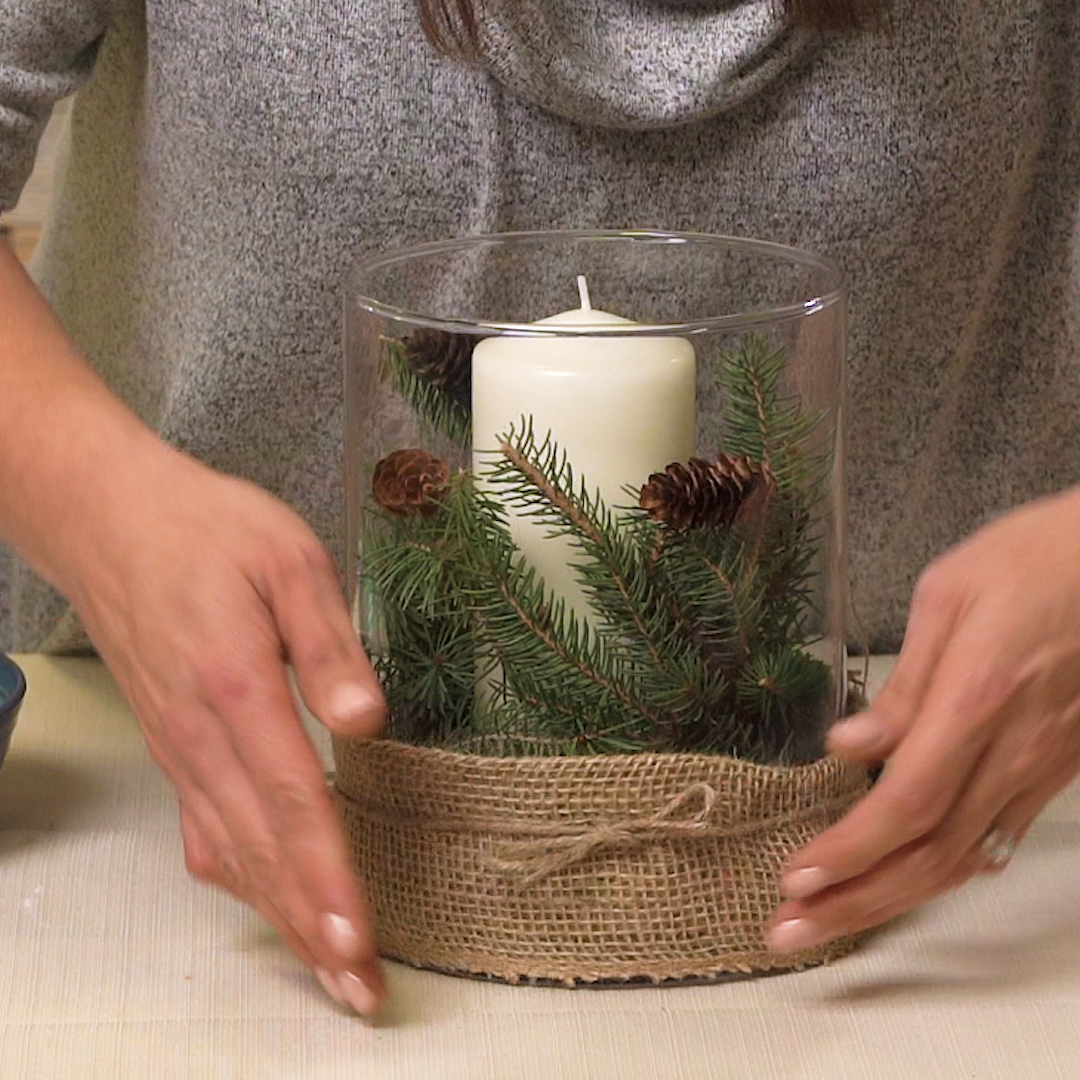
xmin=1 ymin=0 xmax=1077 ymax=652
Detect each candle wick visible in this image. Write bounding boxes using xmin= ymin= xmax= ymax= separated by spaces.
xmin=576 ymin=275 xmax=592 ymax=311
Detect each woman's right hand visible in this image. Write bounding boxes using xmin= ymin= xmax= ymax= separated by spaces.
xmin=0 ymin=242 xmax=386 ymax=1015
xmin=70 ymin=446 xmax=390 ymax=1017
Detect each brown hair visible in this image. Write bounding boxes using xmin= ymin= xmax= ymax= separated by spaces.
xmin=417 ymin=0 xmax=885 ymax=58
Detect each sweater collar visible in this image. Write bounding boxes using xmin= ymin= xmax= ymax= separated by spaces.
xmin=476 ymin=0 xmax=806 ymax=129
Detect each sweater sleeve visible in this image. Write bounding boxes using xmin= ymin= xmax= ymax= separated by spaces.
xmin=0 ymin=0 xmax=115 ymax=211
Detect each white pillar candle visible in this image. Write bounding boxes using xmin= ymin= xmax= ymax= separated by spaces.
xmin=471 ymin=278 xmax=696 ymax=626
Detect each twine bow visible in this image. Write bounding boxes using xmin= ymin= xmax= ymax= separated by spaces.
xmin=489 ymin=782 xmax=732 ymax=888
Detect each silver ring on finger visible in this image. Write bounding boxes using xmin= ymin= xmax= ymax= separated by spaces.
xmin=979 ymin=826 xmax=1016 ymax=871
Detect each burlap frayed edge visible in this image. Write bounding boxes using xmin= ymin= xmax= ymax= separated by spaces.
xmin=378 ymin=934 xmax=869 ymax=988
xmin=334 ymin=738 xmax=871 ymax=984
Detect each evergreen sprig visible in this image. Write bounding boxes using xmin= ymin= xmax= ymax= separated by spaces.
xmin=383 ymin=337 xmax=471 ymax=448
xmin=364 ymin=332 xmax=837 ymax=763
xmin=718 ymin=333 xmax=830 ymax=495
xmin=361 ymin=474 xmax=479 ymax=742
xmin=477 ymin=421 xmax=731 ymax=752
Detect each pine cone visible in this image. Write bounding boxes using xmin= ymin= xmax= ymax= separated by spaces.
xmin=639 ymin=453 xmax=765 ymax=531
xmin=404 ymin=328 xmax=474 ymax=407
xmin=372 ymin=449 xmax=450 ymax=517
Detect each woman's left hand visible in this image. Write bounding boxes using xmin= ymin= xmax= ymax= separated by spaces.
xmin=767 ymin=486 xmax=1080 ymax=954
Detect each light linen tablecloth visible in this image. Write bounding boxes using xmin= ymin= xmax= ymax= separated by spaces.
xmin=3 ymin=654 xmax=1080 ymax=1079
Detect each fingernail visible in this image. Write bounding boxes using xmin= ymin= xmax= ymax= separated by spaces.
xmin=829 ymin=715 xmax=885 ymax=750
xmin=339 ymin=970 xmax=380 ymax=1019
xmin=328 ymin=684 xmax=382 ymax=726
xmin=769 ymin=917 xmax=822 ymax=953
xmin=321 ymin=912 xmax=362 ymax=959
xmin=782 ymin=866 xmax=832 ymax=899
xmin=315 ymin=967 xmax=344 ymax=1005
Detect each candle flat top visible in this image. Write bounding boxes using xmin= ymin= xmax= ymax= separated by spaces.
xmin=534 ymin=307 xmax=635 ymax=327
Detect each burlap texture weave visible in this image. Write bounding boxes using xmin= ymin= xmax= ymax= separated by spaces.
xmin=333 ymin=738 xmax=870 ymax=985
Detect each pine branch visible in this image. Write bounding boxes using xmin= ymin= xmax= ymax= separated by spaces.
xmin=482 ymin=423 xmax=733 ymax=748
xmin=495 ymin=426 xmax=664 ymax=668
xmin=736 ymin=647 xmax=834 ymax=762
xmin=383 ymin=337 xmax=471 ymax=448
xmin=716 ymin=333 xmax=833 ymax=644
xmin=650 ymin=523 xmax=759 ymax=670
xmin=718 ymin=334 xmax=830 ymax=497
xmin=465 ymin=490 xmax=661 ymax=746
xmin=362 ymin=476 xmax=478 ymax=742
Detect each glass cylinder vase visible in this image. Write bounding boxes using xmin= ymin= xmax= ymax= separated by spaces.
xmin=344 ymin=230 xmax=848 ymax=765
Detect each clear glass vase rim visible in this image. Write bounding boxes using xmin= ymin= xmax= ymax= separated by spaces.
xmin=347 ymin=229 xmax=847 ymax=336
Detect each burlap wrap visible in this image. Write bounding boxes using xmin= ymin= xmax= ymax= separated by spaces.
xmin=333 ymin=738 xmax=870 ymax=985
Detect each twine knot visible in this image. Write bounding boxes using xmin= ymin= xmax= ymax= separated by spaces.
xmin=488 ymin=782 xmax=721 ymax=888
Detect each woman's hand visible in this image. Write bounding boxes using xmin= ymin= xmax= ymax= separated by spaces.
xmin=768 ymin=487 xmax=1080 ymax=953
xmin=0 ymin=243 xmax=384 ymax=1013
xmin=67 ymin=446 xmax=387 ymax=1017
